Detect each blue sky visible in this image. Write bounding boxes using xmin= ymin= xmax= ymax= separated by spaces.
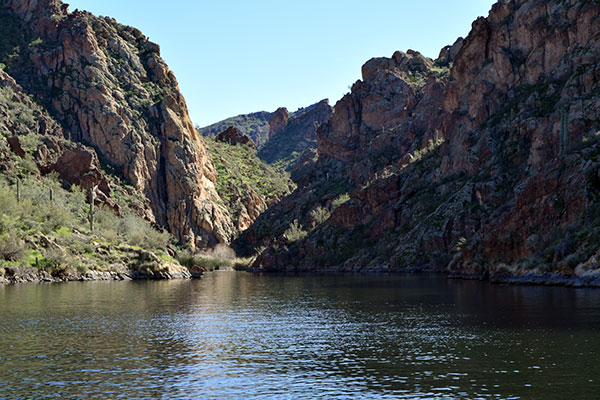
xmin=68 ymin=0 xmax=497 ymax=127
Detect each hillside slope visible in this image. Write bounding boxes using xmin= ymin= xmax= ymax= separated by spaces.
xmin=197 ymin=111 xmax=272 ymax=147
xmin=0 ymin=68 xmax=190 ymax=282
xmin=204 ymin=129 xmax=294 ymax=234
xmin=0 ymin=0 xmax=234 ymax=250
xmin=240 ymin=0 xmax=600 ymax=286
xmin=258 ymin=100 xmax=332 ymax=171
xmin=198 ymin=100 xmax=333 ymax=173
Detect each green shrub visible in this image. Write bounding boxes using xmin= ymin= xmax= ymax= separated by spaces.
xmin=332 ymin=193 xmax=350 ymax=209
xmin=0 ymin=233 xmax=24 ymax=261
xmin=117 ymin=214 xmax=170 ymax=250
xmin=176 ymin=252 xmax=232 ymax=271
xmin=309 ymin=206 xmax=330 ymax=228
xmin=39 ymin=248 xmax=70 ymax=276
xmin=284 ymin=219 xmax=307 ymax=242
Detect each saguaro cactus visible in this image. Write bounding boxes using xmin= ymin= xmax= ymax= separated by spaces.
xmin=88 ymin=187 xmax=96 ymax=232
xmin=16 ymin=178 xmax=21 ymax=204
xmin=559 ymin=105 xmax=569 ymax=156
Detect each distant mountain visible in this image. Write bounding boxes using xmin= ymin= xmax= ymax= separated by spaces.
xmin=197 ymin=111 xmax=272 ymax=147
xmin=198 ymin=100 xmax=333 ymax=173
xmin=258 ymin=100 xmax=333 ymax=171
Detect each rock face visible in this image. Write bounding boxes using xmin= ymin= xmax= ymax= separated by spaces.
xmin=216 ymin=126 xmax=256 ymax=148
xmin=240 ymin=0 xmax=600 ymax=284
xmin=259 ymin=100 xmax=333 ymax=171
xmin=1 ymin=0 xmax=233 ymax=249
xmin=268 ymin=107 xmax=289 ymax=140
xmin=0 ymin=68 xmax=117 ymax=210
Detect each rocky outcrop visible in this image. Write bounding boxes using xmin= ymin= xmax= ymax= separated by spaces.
xmin=231 ymin=183 xmax=268 ymax=232
xmin=268 ymin=107 xmax=289 ymax=140
xmin=0 ymin=68 xmax=117 ymax=209
xmin=241 ymin=0 xmax=600 ymax=284
xmin=216 ymin=126 xmax=256 ymax=148
xmin=1 ymin=0 xmax=233 ymax=249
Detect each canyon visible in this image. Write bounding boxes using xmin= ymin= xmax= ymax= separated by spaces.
xmin=1 ymin=0 xmax=600 ymax=286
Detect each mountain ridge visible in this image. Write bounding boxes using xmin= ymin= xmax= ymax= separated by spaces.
xmin=240 ymin=0 xmax=600 ymax=286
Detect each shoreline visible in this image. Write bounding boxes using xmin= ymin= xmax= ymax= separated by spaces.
xmin=0 ymin=269 xmax=196 ymax=284
xmin=247 ymin=267 xmax=600 ymax=289
xmin=3 ymin=267 xmax=600 ymax=289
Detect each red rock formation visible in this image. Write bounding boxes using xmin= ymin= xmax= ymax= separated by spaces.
xmin=268 ymin=107 xmax=289 ymax=139
xmin=216 ymin=126 xmax=256 ymax=148
xmin=243 ymin=0 xmax=600 ymax=282
xmin=0 ymin=68 xmax=120 ymax=211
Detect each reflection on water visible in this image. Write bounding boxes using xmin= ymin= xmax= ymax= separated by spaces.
xmin=1 ymin=273 xmax=600 ymax=399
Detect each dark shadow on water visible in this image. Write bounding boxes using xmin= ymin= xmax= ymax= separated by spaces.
xmin=1 ymin=272 xmax=600 ymax=399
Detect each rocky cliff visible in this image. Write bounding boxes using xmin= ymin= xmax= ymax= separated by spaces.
xmin=241 ymin=0 xmax=600 ymax=285
xmin=0 ymin=0 xmax=233 ymax=250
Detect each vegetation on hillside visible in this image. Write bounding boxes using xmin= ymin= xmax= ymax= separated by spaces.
xmin=203 ymin=135 xmax=295 ymax=225
xmin=0 ymin=164 xmax=182 ymax=280
xmin=257 ymin=123 xmax=316 ymax=171
xmin=0 ymin=82 xmax=185 ymax=279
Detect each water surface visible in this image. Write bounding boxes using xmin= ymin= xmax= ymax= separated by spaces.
xmin=1 ymin=272 xmax=599 ymax=399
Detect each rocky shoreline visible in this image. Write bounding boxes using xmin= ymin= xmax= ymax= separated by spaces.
xmin=0 ymin=268 xmax=198 ymax=285
xmin=3 ymin=265 xmax=600 ymax=288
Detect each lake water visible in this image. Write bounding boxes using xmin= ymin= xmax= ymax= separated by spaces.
xmin=1 ymin=272 xmax=600 ymax=399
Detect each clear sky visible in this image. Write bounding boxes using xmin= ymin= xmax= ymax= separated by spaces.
xmin=68 ymin=0 xmax=497 ymax=127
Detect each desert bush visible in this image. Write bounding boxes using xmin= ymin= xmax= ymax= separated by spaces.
xmin=309 ymin=206 xmax=330 ymax=228
xmin=39 ymin=247 xmax=70 ymax=276
xmin=0 ymin=233 xmax=24 ymax=261
xmin=176 ymin=251 xmax=232 ymax=271
xmin=284 ymin=219 xmax=307 ymax=242
xmin=205 ymin=243 xmax=236 ymax=259
xmin=0 ymin=185 xmax=16 ymax=215
xmin=331 ymin=193 xmax=350 ymax=209
xmin=233 ymin=258 xmax=252 ymax=271
xmin=43 ymin=203 xmax=76 ymax=233
xmin=118 ymin=213 xmax=170 ymax=250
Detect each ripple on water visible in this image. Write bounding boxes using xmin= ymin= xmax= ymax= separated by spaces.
xmin=1 ymin=274 xmax=600 ymax=399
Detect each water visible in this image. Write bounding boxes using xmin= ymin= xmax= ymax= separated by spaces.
xmin=1 ymin=272 xmax=600 ymax=399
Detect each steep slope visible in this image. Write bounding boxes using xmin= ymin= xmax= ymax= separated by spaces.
xmin=0 ymin=0 xmax=234 ymax=250
xmin=241 ymin=0 xmax=600 ymax=285
xmin=197 ymin=111 xmax=272 ymax=147
xmin=0 ymin=68 xmax=190 ymax=282
xmin=203 ymin=129 xmax=294 ymax=234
